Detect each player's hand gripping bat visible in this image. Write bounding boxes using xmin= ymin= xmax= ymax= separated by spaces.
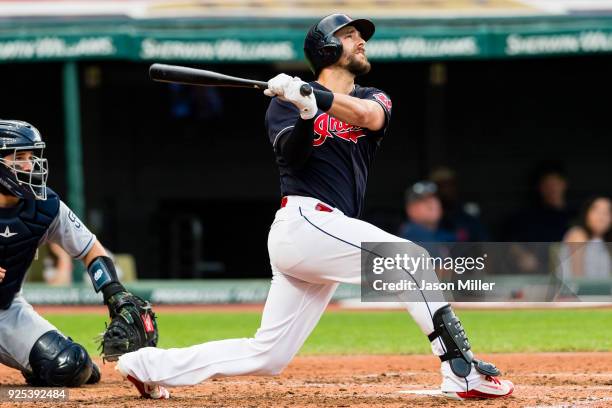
xmin=149 ymin=63 xmax=313 ymax=96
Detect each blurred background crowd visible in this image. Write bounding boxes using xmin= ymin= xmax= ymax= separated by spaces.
xmin=400 ymin=164 xmax=611 ymax=280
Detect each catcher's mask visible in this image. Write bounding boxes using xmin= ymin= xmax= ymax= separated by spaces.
xmin=0 ymin=120 xmax=48 ymax=200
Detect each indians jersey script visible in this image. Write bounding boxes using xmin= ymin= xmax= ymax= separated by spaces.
xmin=265 ymin=82 xmax=392 ymax=218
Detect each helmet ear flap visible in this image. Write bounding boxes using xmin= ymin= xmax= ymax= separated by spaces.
xmin=318 ymin=35 xmax=343 ymax=67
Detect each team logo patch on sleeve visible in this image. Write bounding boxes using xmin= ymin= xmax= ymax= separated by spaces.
xmin=373 ymin=93 xmax=392 ymax=112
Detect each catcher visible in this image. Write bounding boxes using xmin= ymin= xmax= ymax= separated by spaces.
xmin=0 ymin=120 xmax=158 ymax=387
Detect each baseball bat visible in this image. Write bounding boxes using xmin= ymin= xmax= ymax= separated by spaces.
xmin=149 ymin=63 xmax=313 ymax=96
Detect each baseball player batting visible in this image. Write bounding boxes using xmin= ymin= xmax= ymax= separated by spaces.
xmin=117 ymin=14 xmax=514 ymax=400
xmin=0 ymin=120 xmax=159 ymax=388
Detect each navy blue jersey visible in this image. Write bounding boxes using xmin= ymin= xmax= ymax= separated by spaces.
xmin=265 ymin=82 xmax=392 ymax=218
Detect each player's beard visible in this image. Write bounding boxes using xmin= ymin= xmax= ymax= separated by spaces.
xmin=345 ymin=52 xmax=371 ymax=76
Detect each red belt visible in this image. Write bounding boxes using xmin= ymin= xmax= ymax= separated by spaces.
xmin=280 ymin=197 xmax=333 ymax=212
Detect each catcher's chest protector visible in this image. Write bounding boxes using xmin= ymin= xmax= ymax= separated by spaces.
xmin=0 ymin=188 xmax=59 ymax=309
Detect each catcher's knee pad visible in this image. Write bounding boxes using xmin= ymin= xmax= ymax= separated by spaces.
xmin=86 ymin=362 xmax=101 ymax=385
xmin=27 ymin=330 xmax=93 ymax=387
xmin=428 ymin=304 xmax=500 ymax=378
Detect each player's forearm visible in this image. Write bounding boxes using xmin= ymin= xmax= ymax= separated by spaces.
xmin=83 ymin=241 xmax=127 ymax=301
xmin=323 ymin=93 xmax=385 ymax=130
xmin=82 ymin=240 xmax=108 ymax=267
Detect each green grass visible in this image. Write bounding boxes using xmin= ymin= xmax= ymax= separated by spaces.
xmin=44 ymin=309 xmax=612 ymax=357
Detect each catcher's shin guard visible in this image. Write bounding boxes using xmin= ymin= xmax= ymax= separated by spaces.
xmin=428 ymin=304 xmax=500 ymax=378
xmin=25 ymin=330 xmax=93 ymax=387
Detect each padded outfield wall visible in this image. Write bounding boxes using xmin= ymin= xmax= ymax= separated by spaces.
xmin=3 ymin=15 xmax=612 ymax=63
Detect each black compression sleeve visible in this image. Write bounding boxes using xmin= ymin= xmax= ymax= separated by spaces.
xmin=276 ymin=117 xmax=315 ymax=169
xmin=313 ymin=89 xmax=334 ymax=112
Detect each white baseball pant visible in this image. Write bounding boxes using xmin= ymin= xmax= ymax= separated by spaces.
xmin=118 ymin=196 xmax=479 ymax=390
xmin=0 ymin=293 xmax=57 ymax=372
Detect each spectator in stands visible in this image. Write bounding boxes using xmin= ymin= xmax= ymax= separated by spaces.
xmin=504 ymin=163 xmax=574 ymax=274
xmin=429 ymin=166 xmax=488 ymax=242
xmin=399 ymin=181 xmax=456 ymax=250
xmin=560 ymin=196 xmax=611 ymax=279
xmin=42 ymin=243 xmax=73 ymax=286
xmin=26 ymin=243 xmax=73 ymax=286
xmin=505 ymin=163 xmax=573 ymax=242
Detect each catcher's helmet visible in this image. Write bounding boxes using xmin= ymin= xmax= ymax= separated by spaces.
xmin=304 ymin=14 xmax=375 ymax=76
xmin=0 ymin=120 xmax=48 ymax=200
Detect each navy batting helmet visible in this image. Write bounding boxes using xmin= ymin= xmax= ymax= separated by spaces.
xmin=304 ymin=14 xmax=375 ymax=76
xmin=0 ymin=120 xmax=48 ymax=200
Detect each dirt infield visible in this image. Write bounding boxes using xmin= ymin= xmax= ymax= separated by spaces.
xmin=1 ymin=353 xmax=611 ymax=407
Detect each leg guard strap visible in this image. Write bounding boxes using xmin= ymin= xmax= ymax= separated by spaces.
xmin=428 ymin=305 xmax=501 ymax=378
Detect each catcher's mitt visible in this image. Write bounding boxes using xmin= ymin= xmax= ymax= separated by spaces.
xmin=100 ymin=291 xmax=158 ymax=362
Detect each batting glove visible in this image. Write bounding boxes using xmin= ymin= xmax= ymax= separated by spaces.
xmin=264 ymin=73 xmax=293 ymax=97
xmin=279 ymin=77 xmax=317 ymax=119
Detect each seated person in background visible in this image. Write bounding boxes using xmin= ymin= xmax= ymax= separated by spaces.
xmin=399 ymin=181 xmax=457 ymax=254
xmin=43 ymin=243 xmax=73 ymax=286
xmin=26 ymin=243 xmax=72 ymax=286
xmin=504 ymin=164 xmax=574 ymax=274
xmin=560 ymin=196 xmax=611 ymax=280
xmin=506 ymin=164 xmax=573 ymax=242
xmin=429 ymin=166 xmax=488 ymax=242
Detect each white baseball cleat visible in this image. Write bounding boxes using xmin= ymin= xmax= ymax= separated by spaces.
xmin=442 ymin=375 xmax=514 ymax=400
xmin=115 ymin=363 xmax=170 ymax=399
